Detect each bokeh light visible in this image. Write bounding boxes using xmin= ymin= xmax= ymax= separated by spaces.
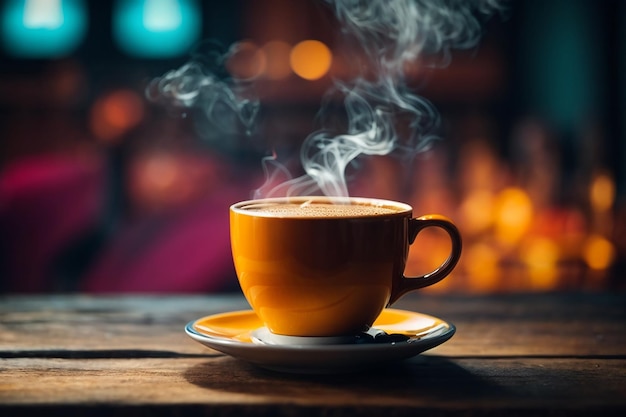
xmin=113 ymin=0 xmax=201 ymax=58
xmin=465 ymin=242 xmax=500 ymax=292
xmin=130 ymin=153 xmax=187 ymax=209
xmin=128 ymin=151 xmax=219 ymax=211
xmin=521 ymin=236 xmax=560 ymax=290
xmin=290 ymin=40 xmax=332 ymax=80
xmin=261 ymin=40 xmax=292 ymax=80
xmin=459 ymin=190 xmax=495 ymax=235
xmin=494 ymin=187 xmax=534 ymax=245
xmin=589 ymin=172 xmax=615 ymax=213
xmin=1 ymin=0 xmax=87 ymax=58
xmin=90 ymin=89 xmax=145 ymax=143
xmin=225 ymin=41 xmax=267 ymax=80
xmin=582 ymin=234 xmax=616 ymax=271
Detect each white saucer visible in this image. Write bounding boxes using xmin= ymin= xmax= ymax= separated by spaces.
xmin=185 ymin=308 xmax=455 ymax=374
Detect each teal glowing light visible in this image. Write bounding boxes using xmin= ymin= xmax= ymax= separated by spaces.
xmin=1 ymin=0 xmax=87 ymax=58
xmin=113 ymin=0 xmax=201 ymax=58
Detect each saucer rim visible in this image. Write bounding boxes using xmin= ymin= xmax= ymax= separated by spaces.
xmin=185 ymin=309 xmax=455 ymax=373
xmin=185 ymin=308 xmax=455 ymax=351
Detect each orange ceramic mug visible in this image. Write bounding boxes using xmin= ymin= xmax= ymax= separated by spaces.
xmin=230 ymin=196 xmax=462 ymax=337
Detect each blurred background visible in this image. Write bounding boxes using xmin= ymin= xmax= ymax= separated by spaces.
xmin=0 ymin=0 xmax=624 ymax=294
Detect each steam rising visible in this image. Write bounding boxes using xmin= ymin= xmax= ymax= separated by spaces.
xmin=329 ymin=0 xmax=505 ymax=70
xmin=256 ymin=77 xmax=440 ymax=197
xmin=146 ymin=44 xmax=260 ymax=136
xmin=148 ymin=0 xmax=506 ymax=198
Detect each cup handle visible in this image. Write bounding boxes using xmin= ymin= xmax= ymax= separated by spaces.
xmin=389 ymin=214 xmax=462 ymax=305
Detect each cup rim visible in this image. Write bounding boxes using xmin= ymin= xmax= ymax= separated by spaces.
xmin=230 ymin=196 xmax=412 ymax=218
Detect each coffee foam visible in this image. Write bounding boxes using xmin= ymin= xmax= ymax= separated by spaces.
xmin=244 ymin=203 xmax=400 ymax=218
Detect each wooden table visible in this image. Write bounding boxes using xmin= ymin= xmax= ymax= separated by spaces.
xmin=1 ymin=293 xmax=625 ymax=416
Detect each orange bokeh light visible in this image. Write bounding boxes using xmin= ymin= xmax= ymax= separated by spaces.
xmin=521 ymin=236 xmax=560 ymax=290
xmin=290 ymin=40 xmax=332 ymax=80
xmin=459 ymin=189 xmax=495 ymax=235
xmin=225 ymin=40 xmax=266 ymax=80
xmin=465 ymin=242 xmax=501 ymax=292
xmin=262 ymin=40 xmax=292 ymax=80
xmin=90 ymin=89 xmax=145 ymax=143
xmin=589 ymin=172 xmax=615 ymax=213
xmin=494 ymin=187 xmax=534 ymax=245
xmin=582 ymin=234 xmax=616 ymax=271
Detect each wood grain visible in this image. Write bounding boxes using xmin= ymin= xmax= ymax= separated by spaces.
xmin=1 ymin=293 xmax=625 ymax=416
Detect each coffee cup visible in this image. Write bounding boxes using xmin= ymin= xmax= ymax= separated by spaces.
xmin=230 ymin=196 xmax=462 ymax=338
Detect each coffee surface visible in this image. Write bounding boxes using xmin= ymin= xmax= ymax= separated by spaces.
xmin=244 ymin=202 xmax=400 ymax=218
